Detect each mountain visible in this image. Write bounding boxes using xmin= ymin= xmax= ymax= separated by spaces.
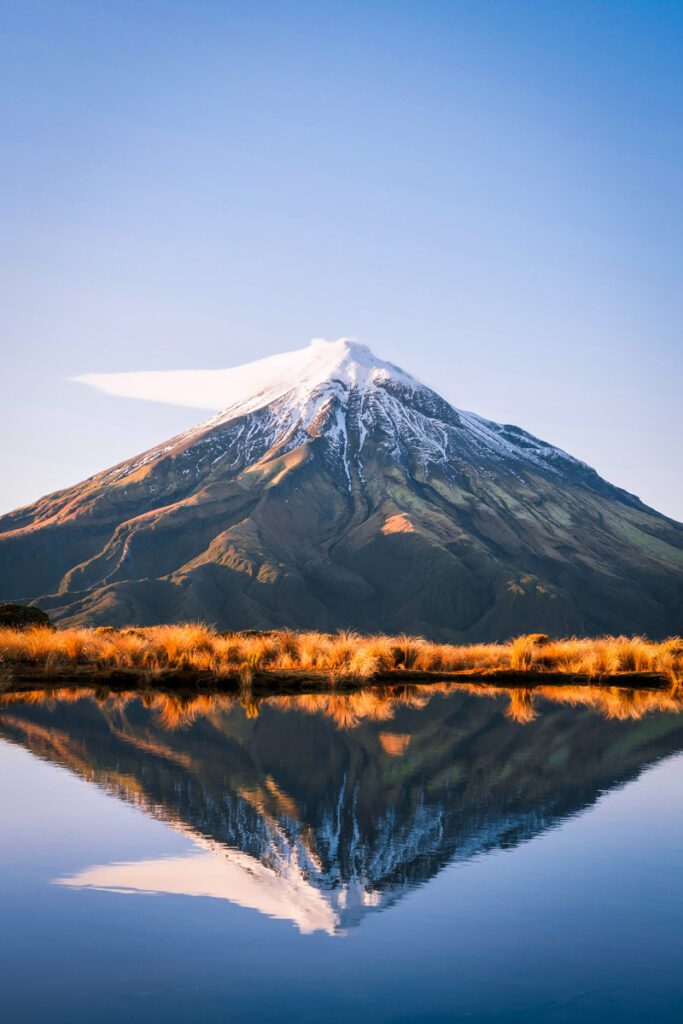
xmin=2 ymin=687 xmax=683 ymax=933
xmin=0 ymin=338 xmax=681 ymax=638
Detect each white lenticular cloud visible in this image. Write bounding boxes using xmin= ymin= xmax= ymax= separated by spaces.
xmin=70 ymin=337 xmax=409 ymax=416
xmin=72 ymin=368 xmax=229 ymax=410
xmin=71 ymin=338 xmax=354 ymax=412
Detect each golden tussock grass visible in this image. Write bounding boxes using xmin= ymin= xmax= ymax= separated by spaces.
xmin=0 ymin=625 xmax=681 ymax=690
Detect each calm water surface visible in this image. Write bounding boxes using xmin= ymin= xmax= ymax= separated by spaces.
xmin=1 ymin=685 xmax=683 ymax=1023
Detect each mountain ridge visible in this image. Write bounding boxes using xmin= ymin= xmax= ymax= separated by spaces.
xmin=1 ymin=338 xmax=681 ymax=638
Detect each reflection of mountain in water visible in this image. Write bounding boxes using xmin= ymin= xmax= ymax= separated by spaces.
xmin=2 ymin=688 xmax=683 ymax=933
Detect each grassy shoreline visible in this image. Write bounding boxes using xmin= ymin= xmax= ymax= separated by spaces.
xmin=2 ymin=665 xmax=673 ymax=693
xmin=1 ymin=625 xmax=681 ymax=693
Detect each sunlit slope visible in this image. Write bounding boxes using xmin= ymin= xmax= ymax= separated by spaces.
xmin=0 ymin=339 xmax=681 ymax=638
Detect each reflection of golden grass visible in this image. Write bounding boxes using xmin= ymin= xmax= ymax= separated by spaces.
xmin=505 ymin=689 xmax=538 ymax=724
xmin=1 ymin=626 xmax=681 ymax=686
xmin=4 ymin=675 xmax=683 ymax=731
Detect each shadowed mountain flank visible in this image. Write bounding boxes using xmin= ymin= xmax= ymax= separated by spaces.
xmin=1 ymin=339 xmax=681 ymax=639
xmin=2 ymin=688 xmax=683 ymax=932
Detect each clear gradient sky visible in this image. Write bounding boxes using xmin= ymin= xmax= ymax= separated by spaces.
xmin=1 ymin=1 xmax=681 ymax=519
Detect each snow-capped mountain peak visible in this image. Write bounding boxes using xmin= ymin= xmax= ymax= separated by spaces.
xmin=4 ymin=337 xmax=679 ymax=639
xmin=76 ymin=337 xmax=630 ymax=500
xmin=212 ymin=337 xmax=421 ymax=422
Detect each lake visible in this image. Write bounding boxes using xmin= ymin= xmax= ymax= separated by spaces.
xmin=2 ymin=683 xmax=683 ymax=1022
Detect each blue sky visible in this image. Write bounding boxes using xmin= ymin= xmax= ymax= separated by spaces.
xmin=1 ymin=0 xmax=681 ymax=519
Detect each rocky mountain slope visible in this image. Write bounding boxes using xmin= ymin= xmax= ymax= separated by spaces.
xmin=0 ymin=338 xmax=681 ymax=638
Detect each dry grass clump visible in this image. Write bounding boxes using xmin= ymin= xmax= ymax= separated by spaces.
xmin=0 ymin=625 xmax=680 ymax=688
xmin=532 ymin=635 xmax=683 ymax=684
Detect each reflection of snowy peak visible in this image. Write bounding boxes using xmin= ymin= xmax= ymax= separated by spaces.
xmin=57 ymin=792 xmax=561 ymax=934
xmin=58 ymin=842 xmax=340 ymax=936
xmin=5 ymin=692 xmax=683 ymax=934
xmin=2 ymin=338 xmax=681 ymax=638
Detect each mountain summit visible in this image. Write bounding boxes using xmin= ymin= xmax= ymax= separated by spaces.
xmin=1 ymin=339 xmax=681 ymax=638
